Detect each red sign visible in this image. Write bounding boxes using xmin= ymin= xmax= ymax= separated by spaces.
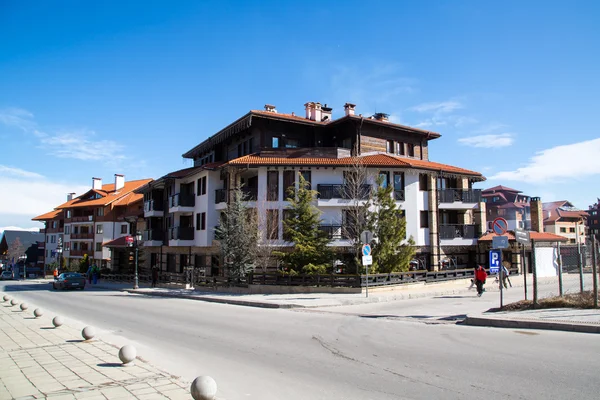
xmin=492 ymin=217 xmax=508 ymax=236
xmin=125 ymin=236 xmax=134 ymax=244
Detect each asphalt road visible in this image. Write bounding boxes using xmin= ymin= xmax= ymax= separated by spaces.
xmin=2 ymin=280 xmax=599 ymax=400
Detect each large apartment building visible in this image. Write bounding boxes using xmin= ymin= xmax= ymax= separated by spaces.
xmin=32 ymin=209 xmax=64 ymax=268
xmin=138 ymin=102 xmax=486 ymax=274
xmin=542 ymin=200 xmax=588 ymax=244
xmin=32 ymin=175 xmax=152 ymax=269
xmin=587 ymin=199 xmax=600 ymax=240
xmin=482 ymin=185 xmax=531 ymax=231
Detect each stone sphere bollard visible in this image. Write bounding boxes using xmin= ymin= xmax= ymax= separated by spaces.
xmin=20 ymin=303 xmax=29 ymax=311
xmin=190 ymin=376 xmax=218 ymax=400
xmin=10 ymin=299 xmax=18 ymax=306
xmin=3 ymin=294 xmax=10 ymax=302
xmin=34 ymin=308 xmax=43 ymax=318
xmin=52 ymin=316 xmax=64 ymax=328
xmin=118 ymin=345 xmax=137 ymax=366
xmin=82 ymin=326 xmax=96 ymax=341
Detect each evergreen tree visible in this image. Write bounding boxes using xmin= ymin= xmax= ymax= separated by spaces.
xmin=278 ymin=174 xmax=332 ymax=273
xmin=368 ymin=176 xmax=415 ymax=273
xmin=214 ymin=187 xmax=258 ymax=279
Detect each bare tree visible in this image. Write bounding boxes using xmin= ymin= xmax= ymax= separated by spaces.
xmin=253 ymin=199 xmax=284 ymax=273
xmin=341 ymin=148 xmax=374 ymax=273
xmin=7 ymin=237 xmax=25 ymax=264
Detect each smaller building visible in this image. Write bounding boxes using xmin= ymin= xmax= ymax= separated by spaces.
xmin=482 ymin=185 xmax=531 ymax=231
xmin=542 ymin=201 xmax=587 ymax=244
xmin=586 ymin=198 xmax=600 ymax=240
xmin=0 ymin=230 xmax=45 ymax=277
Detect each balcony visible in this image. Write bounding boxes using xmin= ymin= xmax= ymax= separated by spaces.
xmin=317 ymin=184 xmax=371 ymax=201
xmin=143 ymin=229 xmax=164 ymax=246
xmin=214 ymin=187 xmax=258 ymax=204
xmin=71 ymin=215 xmax=94 ymax=223
xmin=318 ymin=225 xmax=350 ymax=240
xmin=71 ymin=232 xmax=94 ymax=240
xmin=169 ymin=193 xmax=195 ymax=213
xmin=439 ymin=224 xmax=479 ymax=245
xmin=438 ymin=189 xmax=482 ymax=209
xmin=215 ymin=189 xmax=227 ymax=204
xmin=144 ymin=199 xmax=164 ymax=217
xmin=70 ymin=249 xmax=93 ymax=257
xmin=169 ymin=226 xmax=194 ymax=241
xmin=393 ymin=190 xmax=405 ymax=201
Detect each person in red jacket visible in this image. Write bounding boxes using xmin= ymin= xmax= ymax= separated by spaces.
xmin=474 ymin=265 xmax=488 ymax=297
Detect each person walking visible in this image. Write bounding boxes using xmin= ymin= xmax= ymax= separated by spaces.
xmin=53 ymin=268 xmax=58 ymax=279
xmin=151 ymin=267 xmax=158 ymax=288
xmin=91 ymin=263 xmax=99 ymax=285
xmin=501 ymin=264 xmax=512 ymax=289
xmin=474 ymin=265 xmax=488 ymax=297
xmin=86 ymin=265 xmax=93 ymax=284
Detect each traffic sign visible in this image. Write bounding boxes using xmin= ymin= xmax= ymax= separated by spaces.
xmin=492 ymin=217 xmax=508 ymax=235
xmin=360 ymin=231 xmax=373 ymax=244
xmin=515 ymin=228 xmax=530 ymax=245
xmin=362 ymin=255 xmax=373 ymax=266
xmin=489 ymin=249 xmax=501 ymax=273
xmin=125 ymin=236 xmax=134 ymax=247
xmin=362 ymin=244 xmax=372 ymax=256
xmin=492 ymin=235 xmax=509 ymax=249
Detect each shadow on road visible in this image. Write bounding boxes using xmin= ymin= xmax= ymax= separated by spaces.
xmin=97 ymin=363 xmax=122 ymax=368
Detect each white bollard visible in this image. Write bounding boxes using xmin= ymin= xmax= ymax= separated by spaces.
xmin=118 ymin=345 xmax=137 ymax=366
xmin=34 ymin=308 xmax=43 ymax=318
xmin=10 ymin=299 xmax=18 ymax=306
xmin=52 ymin=316 xmax=64 ymax=327
xmin=3 ymin=294 xmax=10 ymax=302
xmin=190 ymin=376 xmax=218 ymax=400
xmin=82 ymin=326 xmax=96 ymax=341
xmin=20 ymin=303 xmax=29 ymax=311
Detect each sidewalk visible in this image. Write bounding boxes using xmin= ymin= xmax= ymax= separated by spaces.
xmin=0 ymin=297 xmax=192 ymax=399
xmin=465 ymin=308 xmax=600 ymax=334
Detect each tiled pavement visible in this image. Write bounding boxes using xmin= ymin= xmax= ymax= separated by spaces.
xmin=0 ymin=297 xmax=192 ymax=399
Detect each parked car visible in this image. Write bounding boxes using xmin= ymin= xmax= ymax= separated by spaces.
xmin=1 ymin=270 xmax=14 ymax=280
xmin=53 ymin=273 xmax=86 ymax=290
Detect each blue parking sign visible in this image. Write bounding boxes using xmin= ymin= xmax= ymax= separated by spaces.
xmin=489 ymin=249 xmax=501 ymax=274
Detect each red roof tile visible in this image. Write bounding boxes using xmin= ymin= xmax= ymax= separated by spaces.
xmin=483 ymin=185 xmax=522 ymax=193
xmin=32 ymin=209 xmax=62 ymax=221
xmin=56 ymin=179 xmax=153 ymax=209
xmin=479 ymin=231 xmax=567 ymax=242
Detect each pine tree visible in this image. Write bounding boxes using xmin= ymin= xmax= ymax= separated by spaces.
xmin=368 ymin=177 xmax=415 ymax=273
xmin=214 ymin=187 xmax=258 ymax=279
xmin=279 ymin=174 xmax=332 ymax=274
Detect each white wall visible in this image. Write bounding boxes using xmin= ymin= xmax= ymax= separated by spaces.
xmin=534 ymin=246 xmax=559 ymax=277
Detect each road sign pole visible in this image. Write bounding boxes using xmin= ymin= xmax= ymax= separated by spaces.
xmin=531 ymin=239 xmax=538 ymax=307
xmin=557 ymin=242 xmax=564 ymax=297
xmin=499 ymin=250 xmax=503 ymax=309
xmin=365 ymin=264 xmax=369 ymax=298
xmin=522 ymin=244 xmax=527 ymax=301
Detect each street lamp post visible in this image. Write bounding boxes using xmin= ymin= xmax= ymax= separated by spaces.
xmin=133 ymin=231 xmax=142 ymax=290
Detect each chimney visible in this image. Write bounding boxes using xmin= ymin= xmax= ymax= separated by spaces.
xmin=530 ymin=197 xmax=543 ymax=233
xmin=115 ymin=174 xmax=125 ymax=191
xmin=67 ymin=192 xmax=76 ymax=201
xmin=92 ymin=177 xmax=102 ymax=190
xmin=321 ymin=104 xmax=332 ymax=122
xmin=304 ymin=102 xmax=322 ymax=121
xmin=344 ymin=103 xmax=356 ymax=116
xmin=373 ymin=112 xmax=390 ymax=122
xmin=264 ymin=104 xmax=277 ymax=113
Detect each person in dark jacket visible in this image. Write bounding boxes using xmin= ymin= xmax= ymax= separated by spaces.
xmin=474 ymin=265 xmax=488 ymax=297
xmin=151 ymin=267 xmax=159 ymax=288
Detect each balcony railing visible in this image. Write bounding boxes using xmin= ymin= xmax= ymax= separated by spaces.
xmin=318 ymin=225 xmax=350 ymax=240
xmin=169 ymin=226 xmax=194 ymax=241
xmin=317 ymin=184 xmax=372 ymax=200
xmin=70 ymin=249 xmax=93 ymax=257
xmin=169 ymin=193 xmax=195 ymax=208
xmin=439 ymin=224 xmax=479 ymax=240
xmin=143 ymin=229 xmax=164 ymax=242
xmin=144 ymin=199 xmax=164 ymax=213
xmin=393 ymin=189 xmax=405 ymax=201
xmin=71 ymin=215 xmax=94 ymax=222
xmin=438 ymin=189 xmax=482 ymax=203
xmin=215 ymin=189 xmax=227 ymax=204
xmin=71 ymin=232 xmax=94 ymax=240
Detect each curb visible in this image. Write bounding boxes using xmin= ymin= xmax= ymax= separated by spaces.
xmin=464 ymin=315 xmax=600 ymax=334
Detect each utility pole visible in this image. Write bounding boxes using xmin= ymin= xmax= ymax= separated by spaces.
xmin=592 ymin=237 xmax=598 ymax=309
xmin=531 ymin=239 xmax=538 ymax=307
xmin=576 ymin=220 xmax=584 ymax=293
xmin=557 ymin=242 xmax=564 ymax=297
xmin=522 ymin=243 xmax=527 ymax=301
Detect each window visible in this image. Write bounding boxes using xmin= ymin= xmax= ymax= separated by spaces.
xmin=97 ymin=208 xmax=104 ymax=217
xmin=267 ymin=171 xmax=279 ymax=201
xmin=197 ymin=176 xmax=207 ymax=196
xmin=407 ymin=143 xmax=415 ymax=157
xmin=397 ymin=142 xmax=405 ymax=156
xmin=52 ymin=221 xmax=57 ymax=229
xmin=121 ymin=225 xmax=128 ymax=234
xmin=51 ymin=235 xmax=56 ymax=244
xmin=96 ymin=224 xmax=103 ymax=234
xmin=95 ymin=242 xmax=102 ymax=252
xmin=267 ymin=210 xmax=279 ymax=240
xmin=379 ymin=171 xmax=390 ymax=188
xmin=282 ymin=209 xmax=292 ymax=241
xmin=66 ymin=210 xmax=71 ymax=218
xmin=342 ymin=137 xmax=352 ymax=149
xmin=248 ymin=137 xmax=254 ymax=153
xmin=419 ymin=174 xmax=428 ymax=191
xmin=386 ymin=140 xmax=394 ymax=154
xmin=283 ymin=170 xmax=296 ymax=196
xmin=65 ymin=242 xmax=70 ymax=251
xmin=560 ymin=227 xmax=566 ymax=233
xmin=201 ymin=176 xmax=207 ymax=195
xmin=272 ymin=137 xmax=280 ymax=148
xmin=570 ymin=239 xmax=577 ymax=244
xmin=420 ymin=211 xmax=429 ymax=228
xmin=197 ymin=212 xmax=206 ymax=231
xmin=300 ymin=171 xmax=311 ymax=189
xmin=46 ymin=250 xmax=50 ymax=258
xmin=65 ymin=225 xmax=70 ymax=234
xmin=569 ymin=227 xmax=575 ymax=233
xmin=285 ymin=138 xmax=299 ymax=148
xmin=393 ymin=172 xmax=404 ymax=191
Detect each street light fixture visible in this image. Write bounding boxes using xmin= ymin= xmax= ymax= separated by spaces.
xmin=133 ymin=230 xmax=142 ymax=290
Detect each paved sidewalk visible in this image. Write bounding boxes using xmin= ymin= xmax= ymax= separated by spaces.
xmin=465 ymin=308 xmax=600 ymax=334
xmin=0 ymin=296 xmax=192 ymax=399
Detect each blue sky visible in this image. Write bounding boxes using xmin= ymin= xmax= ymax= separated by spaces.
xmin=1 ymin=0 xmax=599 ymax=231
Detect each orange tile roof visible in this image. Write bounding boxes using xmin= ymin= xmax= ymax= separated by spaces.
xmin=111 ymin=192 xmax=144 ymax=207
xmin=228 ymin=153 xmax=484 ymax=177
xmin=56 ymin=179 xmax=153 ymax=209
xmin=250 ymin=110 xmax=328 ymax=125
xmin=479 ymin=231 xmax=568 ymax=242
xmin=32 ymin=209 xmax=62 ymax=221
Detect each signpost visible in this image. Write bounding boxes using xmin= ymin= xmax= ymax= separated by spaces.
xmin=515 ymin=228 xmax=530 ymax=245
xmin=489 ymin=249 xmax=501 ymax=274
xmin=492 ymin=236 xmax=509 ymax=249
xmin=491 ymin=218 xmax=508 ymax=309
xmin=515 ymin=228 xmax=530 ymax=300
xmin=492 ymin=217 xmax=508 ymax=236
xmin=362 ymin=243 xmax=372 ymax=298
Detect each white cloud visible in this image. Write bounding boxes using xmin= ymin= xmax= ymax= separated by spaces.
xmin=0 ymin=226 xmax=41 ymax=236
xmin=409 ymin=101 xmax=463 ymax=113
xmin=490 ymin=138 xmax=600 ymax=182
xmin=0 ymin=107 xmax=127 ymax=163
xmin=458 ymin=133 xmax=515 ymax=148
xmin=0 ymin=165 xmax=44 ymax=179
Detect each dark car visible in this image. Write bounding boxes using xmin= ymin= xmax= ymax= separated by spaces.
xmin=53 ymin=273 xmax=86 ymax=290
xmin=1 ymin=270 xmax=14 ymax=280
